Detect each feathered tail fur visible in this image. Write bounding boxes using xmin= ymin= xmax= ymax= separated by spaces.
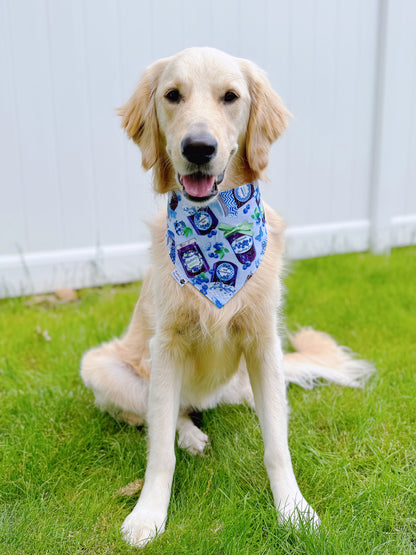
xmin=283 ymin=328 xmax=375 ymax=389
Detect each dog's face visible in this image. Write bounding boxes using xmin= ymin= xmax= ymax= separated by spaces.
xmin=120 ymin=47 xmax=290 ymax=199
xmin=154 ymin=49 xmax=251 ymax=201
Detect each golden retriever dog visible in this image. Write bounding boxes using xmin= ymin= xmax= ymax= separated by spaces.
xmin=81 ymin=47 xmax=374 ymax=547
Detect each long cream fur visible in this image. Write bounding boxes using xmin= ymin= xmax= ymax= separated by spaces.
xmin=80 ymin=47 xmax=374 ymax=548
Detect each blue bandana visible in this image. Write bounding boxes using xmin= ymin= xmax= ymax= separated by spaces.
xmin=166 ymin=183 xmax=267 ymax=308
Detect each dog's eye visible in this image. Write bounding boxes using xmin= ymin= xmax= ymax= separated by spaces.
xmin=165 ymin=89 xmax=181 ymax=103
xmin=223 ymin=91 xmax=239 ymax=103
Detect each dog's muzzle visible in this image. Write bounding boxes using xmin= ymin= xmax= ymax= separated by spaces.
xmin=177 ymin=131 xmax=223 ymax=201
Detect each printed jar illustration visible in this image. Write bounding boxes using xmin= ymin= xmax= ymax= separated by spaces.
xmin=232 ymin=183 xmax=254 ymax=207
xmin=212 ymin=261 xmax=238 ymax=287
xmin=188 ymin=207 xmax=218 ymax=235
xmin=177 ymin=239 xmax=210 ymax=279
xmin=219 ymin=222 xmax=256 ymax=265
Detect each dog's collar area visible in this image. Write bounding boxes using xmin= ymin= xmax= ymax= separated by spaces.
xmin=166 ymin=182 xmax=268 ymax=308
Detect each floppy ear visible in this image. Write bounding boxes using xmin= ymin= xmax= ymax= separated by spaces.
xmin=118 ymin=59 xmax=168 ymax=171
xmin=241 ymin=61 xmax=291 ymax=176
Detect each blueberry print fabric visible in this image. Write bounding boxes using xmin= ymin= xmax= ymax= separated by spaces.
xmin=166 ymin=183 xmax=268 ymax=308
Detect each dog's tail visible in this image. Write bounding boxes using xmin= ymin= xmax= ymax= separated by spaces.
xmin=283 ymin=328 xmax=375 ymax=389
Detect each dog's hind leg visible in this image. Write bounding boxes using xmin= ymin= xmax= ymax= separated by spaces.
xmin=177 ymin=413 xmax=209 ymax=455
xmin=80 ymin=340 xmax=149 ymax=425
xmin=81 ymin=339 xmax=210 ymax=455
xmin=81 ymin=275 xmax=155 ymax=424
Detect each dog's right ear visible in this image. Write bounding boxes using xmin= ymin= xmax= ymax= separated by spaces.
xmin=118 ymin=59 xmax=168 ymax=171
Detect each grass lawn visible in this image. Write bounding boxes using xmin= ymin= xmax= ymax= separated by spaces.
xmin=1 ymin=247 xmax=415 ymax=554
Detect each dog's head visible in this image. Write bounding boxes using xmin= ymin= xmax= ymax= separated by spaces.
xmin=119 ymin=47 xmax=290 ymax=201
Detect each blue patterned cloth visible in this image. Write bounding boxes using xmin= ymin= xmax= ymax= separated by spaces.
xmin=166 ymin=182 xmax=268 ymax=308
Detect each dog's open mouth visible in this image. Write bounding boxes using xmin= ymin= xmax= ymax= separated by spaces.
xmin=178 ymin=172 xmax=224 ymax=202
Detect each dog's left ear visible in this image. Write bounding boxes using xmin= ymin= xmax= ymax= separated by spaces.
xmin=240 ymin=61 xmax=291 ymax=176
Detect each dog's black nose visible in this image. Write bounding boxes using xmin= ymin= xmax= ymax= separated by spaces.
xmin=181 ymin=133 xmax=218 ymax=165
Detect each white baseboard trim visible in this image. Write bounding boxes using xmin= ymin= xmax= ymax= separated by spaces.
xmin=284 ymin=220 xmax=371 ymax=259
xmin=391 ymin=214 xmax=416 ymax=247
xmin=1 ymin=217 xmax=415 ymax=298
xmin=0 ymin=243 xmax=150 ymax=298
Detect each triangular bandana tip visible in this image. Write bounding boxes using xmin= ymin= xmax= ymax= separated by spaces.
xmin=166 ymin=183 xmax=267 ymax=308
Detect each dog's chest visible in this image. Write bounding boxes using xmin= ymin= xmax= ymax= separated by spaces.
xmin=177 ymin=324 xmax=243 ymax=402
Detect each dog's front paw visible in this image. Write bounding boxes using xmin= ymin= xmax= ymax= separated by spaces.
xmin=278 ymin=494 xmax=321 ymax=528
xmin=121 ymin=508 xmax=166 ymax=547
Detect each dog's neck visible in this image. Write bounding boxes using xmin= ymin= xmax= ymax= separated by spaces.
xmin=166 ymin=182 xmax=268 ymax=308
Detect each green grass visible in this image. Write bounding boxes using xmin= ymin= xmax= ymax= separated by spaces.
xmin=1 ymin=247 xmax=416 ymax=554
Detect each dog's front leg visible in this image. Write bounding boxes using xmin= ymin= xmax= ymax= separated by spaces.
xmin=245 ymin=335 xmax=320 ymax=527
xmin=121 ymin=336 xmax=182 ymax=547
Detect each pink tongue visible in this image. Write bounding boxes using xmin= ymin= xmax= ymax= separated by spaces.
xmin=182 ymin=175 xmax=215 ymax=197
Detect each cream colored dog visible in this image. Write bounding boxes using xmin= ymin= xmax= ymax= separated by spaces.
xmin=81 ymin=47 xmax=373 ymax=547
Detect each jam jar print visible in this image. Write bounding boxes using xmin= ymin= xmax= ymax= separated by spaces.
xmin=188 ymin=207 xmax=218 ymax=235
xmin=227 ymin=232 xmax=256 ymax=264
xmin=232 ymin=183 xmax=254 ymax=207
xmin=177 ymin=239 xmax=210 ymax=279
xmin=212 ymin=261 xmax=238 ymax=287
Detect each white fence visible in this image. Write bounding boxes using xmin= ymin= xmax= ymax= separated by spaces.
xmin=1 ymin=0 xmax=415 ymax=298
